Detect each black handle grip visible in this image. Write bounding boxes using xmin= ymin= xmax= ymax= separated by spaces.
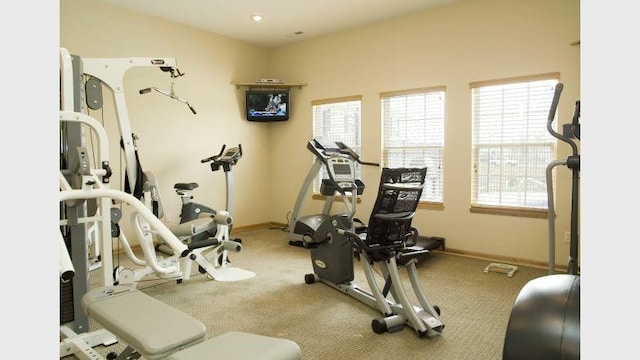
xmin=139 ymin=88 xmax=152 ymax=94
xmin=358 ymin=160 xmax=380 ymax=167
xmin=547 ymin=83 xmax=564 ymax=124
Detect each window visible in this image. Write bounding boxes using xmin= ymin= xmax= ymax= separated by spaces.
xmin=311 ymin=95 xmax=362 ymax=193
xmin=470 ymin=73 xmax=559 ymax=217
xmin=381 ymin=87 xmax=445 ymax=205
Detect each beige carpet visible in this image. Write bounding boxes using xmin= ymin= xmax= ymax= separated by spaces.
xmin=68 ymin=227 xmax=548 ymax=360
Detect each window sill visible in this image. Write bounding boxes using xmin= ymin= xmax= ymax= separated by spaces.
xmin=418 ymin=202 xmax=444 ymax=211
xmin=469 ymin=205 xmax=548 ymax=219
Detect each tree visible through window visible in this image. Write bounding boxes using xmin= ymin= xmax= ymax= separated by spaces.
xmin=470 ymin=73 xmax=559 ymax=214
xmin=381 ymin=87 xmax=445 ymax=204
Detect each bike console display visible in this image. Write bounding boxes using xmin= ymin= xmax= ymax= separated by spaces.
xmin=202 ymin=145 xmax=242 ymax=172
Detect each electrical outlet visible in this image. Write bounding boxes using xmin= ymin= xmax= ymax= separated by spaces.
xmin=563 ymin=231 xmax=570 ymax=244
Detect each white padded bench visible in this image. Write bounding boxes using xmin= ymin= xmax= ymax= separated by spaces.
xmin=82 ymin=286 xmax=302 ymax=360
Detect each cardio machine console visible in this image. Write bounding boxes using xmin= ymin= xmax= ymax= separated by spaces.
xmin=326 ymin=156 xmax=356 ymax=190
xmin=219 ymin=147 xmax=241 ymax=162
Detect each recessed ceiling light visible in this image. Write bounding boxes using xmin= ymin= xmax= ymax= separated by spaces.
xmin=251 ymin=14 xmax=264 ymax=22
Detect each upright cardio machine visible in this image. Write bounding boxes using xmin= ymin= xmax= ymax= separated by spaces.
xmin=502 ymin=83 xmax=580 ymax=360
xmin=288 ymin=138 xmax=375 ymax=247
xmin=288 ymin=137 xmax=444 ymax=258
xmin=290 ymin=138 xmax=445 ymax=337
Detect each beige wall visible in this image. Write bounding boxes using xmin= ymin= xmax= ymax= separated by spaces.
xmin=60 ymin=0 xmax=580 ymax=268
xmin=60 ymin=0 xmax=273 ymax=234
xmin=267 ymin=0 xmax=580 ymax=267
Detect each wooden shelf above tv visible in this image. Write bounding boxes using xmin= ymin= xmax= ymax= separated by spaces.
xmin=232 ymin=81 xmax=307 ymax=90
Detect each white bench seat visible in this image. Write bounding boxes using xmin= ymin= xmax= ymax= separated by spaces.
xmin=82 ymin=286 xmax=301 ymax=360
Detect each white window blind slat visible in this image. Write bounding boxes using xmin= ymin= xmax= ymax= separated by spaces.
xmin=381 ymin=89 xmax=445 ymax=203
xmin=471 ymin=77 xmax=558 ymax=209
xmin=312 ymin=97 xmax=362 ymax=193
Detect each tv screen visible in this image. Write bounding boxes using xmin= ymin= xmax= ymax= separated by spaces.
xmin=245 ymin=90 xmax=290 ymax=122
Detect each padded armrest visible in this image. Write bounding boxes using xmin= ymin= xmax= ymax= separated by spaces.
xmin=170 ymin=217 xmax=215 ymax=237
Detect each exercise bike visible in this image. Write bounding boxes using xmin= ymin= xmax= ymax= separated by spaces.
xmin=157 ymin=144 xmax=256 ymax=282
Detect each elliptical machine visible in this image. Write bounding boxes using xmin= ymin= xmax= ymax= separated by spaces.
xmin=502 ymin=83 xmax=580 ymax=360
xmin=288 ymin=138 xmax=376 ymax=247
xmin=288 ymin=137 xmax=445 ymax=259
xmin=545 ymin=83 xmax=580 ymax=275
xmin=290 ymin=138 xmax=445 ymax=337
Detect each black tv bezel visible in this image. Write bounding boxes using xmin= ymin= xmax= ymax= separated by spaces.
xmin=245 ymin=89 xmax=290 ymax=122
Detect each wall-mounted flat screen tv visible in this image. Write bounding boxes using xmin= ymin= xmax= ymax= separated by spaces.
xmin=245 ymin=89 xmax=290 ymax=122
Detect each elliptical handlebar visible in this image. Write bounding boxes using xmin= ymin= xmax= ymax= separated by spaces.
xmin=547 ymin=83 xmax=579 ymax=156
xmin=547 ymin=83 xmax=564 ymax=128
xmin=335 ymin=141 xmax=380 ymax=167
xmin=309 ymin=138 xmax=379 ymax=167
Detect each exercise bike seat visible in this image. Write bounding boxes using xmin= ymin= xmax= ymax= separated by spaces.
xmin=174 ymin=182 xmax=199 ymax=191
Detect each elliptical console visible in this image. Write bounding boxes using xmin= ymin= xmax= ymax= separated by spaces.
xmin=288 ymin=138 xmax=374 ymax=247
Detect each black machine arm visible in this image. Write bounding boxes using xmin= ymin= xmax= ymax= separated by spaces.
xmin=307 ymin=138 xmax=378 ymax=197
xmin=308 ymin=138 xmax=379 ymax=167
xmin=547 ymin=83 xmax=580 ymax=159
xmin=546 ymin=82 xmax=580 ymax=276
xmin=334 ymin=141 xmax=380 ymax=167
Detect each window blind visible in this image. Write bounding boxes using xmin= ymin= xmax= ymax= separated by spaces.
xmin=381 ymin=87 xmax=445 ymax=204
xmin=311 ymin=96 xmax=362 ymax=193
xmin=470 ymin=74 xmax=559 ymax=210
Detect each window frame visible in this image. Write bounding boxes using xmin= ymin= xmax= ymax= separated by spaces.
xmin=380 ymin=86 xmax=446 ymax=209
xmin=469 ymin=73 xmax=560 ymax=218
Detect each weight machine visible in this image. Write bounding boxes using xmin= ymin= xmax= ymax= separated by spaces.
xmin=60 ymin=47 xmax=252 ymax=285
xmin=58 ymin=47 xmax=232 ymax=357
xmin=58 ymin=178 xmax=300 ymax=359
xmin=59 ymin=47 xmax=292 ymax=359
xmin=58 ymin=109 xmax=192 ymax=358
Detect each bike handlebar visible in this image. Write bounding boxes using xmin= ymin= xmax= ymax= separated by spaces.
xmin=201 ymin=145 xmax=226 ymax=163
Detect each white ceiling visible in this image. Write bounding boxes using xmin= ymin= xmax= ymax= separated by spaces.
xmin=100 ymin=0 xmax=461 ymax=48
